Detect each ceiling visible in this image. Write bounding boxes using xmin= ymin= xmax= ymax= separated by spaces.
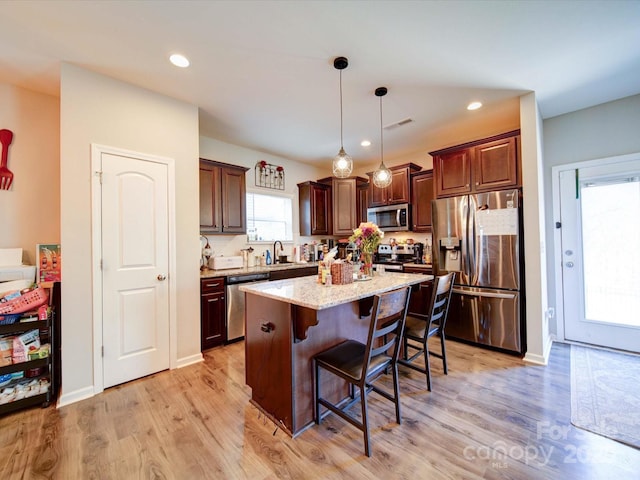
xmin=1 ymin=1 xmax=639 ymax=168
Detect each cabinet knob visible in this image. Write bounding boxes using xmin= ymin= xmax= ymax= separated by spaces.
xmin=157 ymin=274 xmax=167 ymax=281
xmin=260 ymin=322 xmax=275 ymax=333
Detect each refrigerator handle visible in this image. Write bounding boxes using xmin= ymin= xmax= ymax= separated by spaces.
xmin=468 ymin=195 xmax=478 ymax=284
xmin=452 ymin=288 xmax=516 ymax=300
xmin=459 ymin=195 xmax=468 ymax=282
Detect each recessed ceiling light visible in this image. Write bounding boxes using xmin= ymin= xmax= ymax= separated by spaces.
xmin=467 ymin=101 xmax=482 ymax=111
xmin=170 ymin=54 xmax=190 ymax=68
xmin=361 ymin=140 xmax=371 ymax=147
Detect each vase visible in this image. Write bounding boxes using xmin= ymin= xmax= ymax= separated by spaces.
xmin=361 ymin=251 xmax=374 ymax=278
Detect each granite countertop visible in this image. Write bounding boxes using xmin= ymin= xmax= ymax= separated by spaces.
xmin=201 ymin=262 xmax=317 ymax=279
xmin=239 ymin=272 xmax=432 ymax=310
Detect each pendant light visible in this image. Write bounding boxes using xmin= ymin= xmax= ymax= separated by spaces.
xmin=372 ymin=87 xmax=392 ymax=188
xmin=332 ymin=56 xmax=353 ymax=178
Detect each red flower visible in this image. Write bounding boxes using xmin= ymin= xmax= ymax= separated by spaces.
xmin=258 ymin=160 xmax=267 ymax=168
xmin=276 ymin=166 xmax=284 ymax=172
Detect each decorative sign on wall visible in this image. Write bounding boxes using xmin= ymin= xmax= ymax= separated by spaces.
xmin=255 ymin=160 xmax=285 ymax=190
xmin=0 ymin=129 xmax=14 ymax=190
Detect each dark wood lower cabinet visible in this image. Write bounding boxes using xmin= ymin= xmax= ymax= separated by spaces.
xmin=403 ymin=266 xmax=434 ymax=316
xmin=201 ymin=277 xmax=226 ymax=350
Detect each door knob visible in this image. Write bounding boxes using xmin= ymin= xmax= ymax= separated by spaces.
xmin=157 ymin=274 xmax=167 ymax=281
xmin=565 ymin=262 xmax=574 ymax=268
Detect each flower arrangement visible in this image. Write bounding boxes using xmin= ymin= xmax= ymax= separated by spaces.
xmin=349 ymin=222 xmax=384 ymax=254
xmin=349 ymin=222 xmax=384 ymax=253
xmin=349 ymin=222 xmax=383 ymax=277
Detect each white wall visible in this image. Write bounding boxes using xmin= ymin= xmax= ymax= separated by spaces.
xmin=199 ymin=136 xmax=327 ymax=258
xmin=520 ymin=93 xmax=551 ymax=364
xmin=0 ymin=83 xmax=60 ymax=263
xmin=542 ymin=93 xmax=640 ymax=336
xmin=59 ymin=64 xmax=200 ymax=404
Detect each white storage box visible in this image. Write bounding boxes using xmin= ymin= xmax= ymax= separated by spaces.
xmin=211 ymin=256 xmax=244 ymax=270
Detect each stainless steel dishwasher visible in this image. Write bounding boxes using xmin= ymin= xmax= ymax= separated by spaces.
xmin=226 ymin=272 xmax=270 ymax=342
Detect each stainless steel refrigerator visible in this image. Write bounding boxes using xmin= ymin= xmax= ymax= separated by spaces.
xmin=432 ymin=189 xmax=524 ymax=354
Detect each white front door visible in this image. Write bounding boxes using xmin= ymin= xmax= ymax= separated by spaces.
xmin=559 ymin=158 xmax=640 ymax=353
xmin=100 ymin=152 xmax=170 ymax=387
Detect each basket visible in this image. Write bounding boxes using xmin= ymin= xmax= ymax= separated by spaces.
xmin=330 ymin=262 xmax=354 ymax=285
xmin=0 ymin=287 xmax=49 ymax=315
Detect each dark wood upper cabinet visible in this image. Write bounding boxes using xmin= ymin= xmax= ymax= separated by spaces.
xmin=318 ymin=176 xmax=368 ymax=237
xmin=357 ymin=181 xmax=369 ymax=227
xmin=297 ymin=181 xmax=331 ymax=236
xmin=433 ymin=149 xmax=472 ymax=197
xmin=473 ymin=136 xmax=518 ymax=192
xmin=367 ymin=163 xmax=422 ymax=207
xmin=411 ymin=170 xmax=434 ymax=232
xmin=430 ymin=130 xmax=520 ymax=198
xmin=200 ymin=159 xmax=249 ymax=234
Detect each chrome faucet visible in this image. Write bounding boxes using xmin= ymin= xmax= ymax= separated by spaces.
xmin=273 ymin=241 xmax=284 ymax=263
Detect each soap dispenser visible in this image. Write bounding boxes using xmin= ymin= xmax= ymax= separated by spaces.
xmin=265 ymin=250 xmax=272 ymax=265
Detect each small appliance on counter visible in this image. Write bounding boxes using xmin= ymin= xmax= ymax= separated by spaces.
xmin=412 ymin=242 xmax=425 ymax=264
xmin=211 ymin=256 xmax=244 ymax=270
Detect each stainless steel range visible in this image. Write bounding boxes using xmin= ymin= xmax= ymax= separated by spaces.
xmin=373 ymin=244 xmax=418 ymax=271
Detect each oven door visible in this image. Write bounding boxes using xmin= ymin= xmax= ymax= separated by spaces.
xmin=373 ymin=262 xmax=404 ymax=272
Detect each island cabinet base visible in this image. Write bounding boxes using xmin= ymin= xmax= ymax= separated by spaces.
xmin=245 ymin=293 xmax=372 ymax=437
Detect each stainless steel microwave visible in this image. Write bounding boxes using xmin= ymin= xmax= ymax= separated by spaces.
xmin=366 ymin=203 xmax=411 ymax=232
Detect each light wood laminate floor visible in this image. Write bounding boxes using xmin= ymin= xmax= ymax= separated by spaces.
xmin=1 ymin=340 xmax=638 ymax=479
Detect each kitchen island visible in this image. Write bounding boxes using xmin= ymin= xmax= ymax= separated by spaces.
xmin=240 ymin=272 xmax=432 ymax=437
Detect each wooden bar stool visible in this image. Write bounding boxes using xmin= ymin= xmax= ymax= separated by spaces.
xmin=399 ymin=272 xmax=455 ymax=391
xmin=313 ymin=286 xmax=411 ymax=457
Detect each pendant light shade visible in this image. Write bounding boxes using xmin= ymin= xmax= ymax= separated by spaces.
xmin=372 ymin=87 xmax=392 ymax=189
xmin=332 ymin=57 xmax=353 ymax=178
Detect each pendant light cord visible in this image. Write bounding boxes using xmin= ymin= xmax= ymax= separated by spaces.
xmin=379 ymin=94 xmax=384 ymax=165
xmin=339 ymin=69 xmax=344 ymax=149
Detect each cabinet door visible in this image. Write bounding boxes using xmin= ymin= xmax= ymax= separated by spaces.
xmin=407 ymin=280 xmax=434 ymax=317
xmin=357 ymin=182 xmax=369 ymax=227
xmin=434 ymin=150 xmax=472 ymax=197
xmin=199 ymin=162 xmax=221 ymax=233
xmin=245 ymin=295 xmax=293 ymax=432
xmin=221 ymin=166 xmax=247 ymax=233
xmin=311 ymin=184 xmax=331 ymax=235
xmin=411 ymin=171 xmax=434 ymax=232
xmin=388 ymin=168 xmax=411 ymax=204
xmin=332 ymin=178 xmax=357 ymax=236
xmin=368 ymin=177 xmax=388 ymax=207
xmin=201 ymin=290 xmax=226 ymax=350
xmin=473 ymin=136 xmax=518 ymax=192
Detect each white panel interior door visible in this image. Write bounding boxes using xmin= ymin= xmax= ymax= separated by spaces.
xmin=560 ymin=159 xmax=640 ymax=353
xmin=101 ymin=152 xmax=170 ymax=387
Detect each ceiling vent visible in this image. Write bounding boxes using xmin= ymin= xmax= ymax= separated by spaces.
xmin=383 ymin=117 xmax=413 ymax=130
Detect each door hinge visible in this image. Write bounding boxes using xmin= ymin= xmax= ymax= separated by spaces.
xmin=101 ymin=346 xmax=104 ymax=357
xmin=99 ymin=259 xmax=103 ymax=270
xmin=555 ymin=221 xmax=562 ymax=229
xmin=95 ymin=171 xmax=103 ymax=184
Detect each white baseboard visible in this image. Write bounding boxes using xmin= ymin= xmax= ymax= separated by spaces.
xmin=56 ymin=385 xmax=95 ymax=408
xmin=175 ymin=352 xmax=204 ymax=369
xmin=523 ymin=338 xmax=554 ymax=365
